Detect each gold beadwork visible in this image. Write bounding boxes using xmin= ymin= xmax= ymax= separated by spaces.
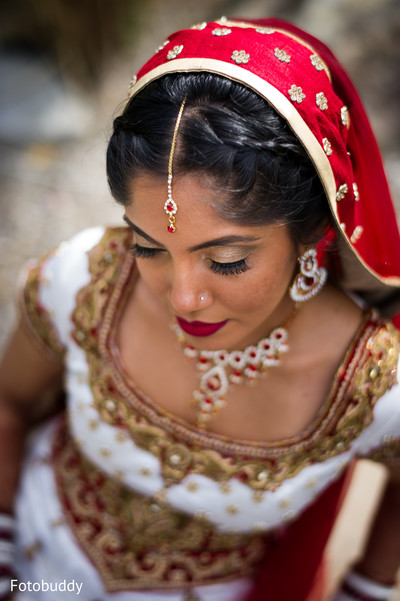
xmin=231 ymin=50 xmax=250 ymax=64
xmin=167 ymin=45 xmax=184 ymax=60
xmin=164 ymin=96 xmax=187 ymax=233
xmin=341 ymin=106 xmax=350 ymax=127
xmin=127 ymin=75 xmax=137 ymax=98
xmin=336 ymin=183 xmax=348 ymax=201
xmin=274 ymin=48 xmax=291 ymax=63
xmin=288 ymin=85 xmax=305 ymax=103
xmin=212 ymin=27 xmax=231 ymax=36
xmin=191 ymin=22 xmax=207 ymax=30
xmin=316 ymin=92 xmax=328 ymax=111
xmin=353 ymin=183 xmax=360 ymax=201
xmin=350 ymin=225 xmax=364 ymax=244
xmin=310 ymin=54 xmax=326 ymax=72
xmin=323 ymin=138 xmax=332 ymax=156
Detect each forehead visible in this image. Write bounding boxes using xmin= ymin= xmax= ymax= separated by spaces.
xmin=126 ymin=172 xmax=292 ymax=247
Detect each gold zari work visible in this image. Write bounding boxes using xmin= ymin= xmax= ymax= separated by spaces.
xmin=20 ymin=253 xmax=66 ymax=360
xmin=69 ymin=229 xmax=400 ymax=492
xmin=20 ymin=227 xmax=400 ymax=591
xmin=52 ymin=419 xmax=267 ymax=591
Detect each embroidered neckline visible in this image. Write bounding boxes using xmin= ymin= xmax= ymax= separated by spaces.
xmin=73 ymin=228 xmax=398 ymax=456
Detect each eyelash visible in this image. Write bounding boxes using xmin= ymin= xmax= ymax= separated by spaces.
xmin=130 ymin=244 xmax=250 ymax=276
xmin=129 ymin=244 xmax=162 ymax=259
xmin=209 ymin=259 xmax=250 ymax=276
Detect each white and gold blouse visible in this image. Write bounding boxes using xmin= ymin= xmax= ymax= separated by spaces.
xmin=15 ymin=227 xmax=400 ymax=600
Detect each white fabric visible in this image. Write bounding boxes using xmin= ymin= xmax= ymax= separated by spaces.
xmin=14 ymin=228 xmax=400 ymax=600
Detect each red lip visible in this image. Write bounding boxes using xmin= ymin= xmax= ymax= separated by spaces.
xmin=176 ymin=317 xmax=228 ymax=337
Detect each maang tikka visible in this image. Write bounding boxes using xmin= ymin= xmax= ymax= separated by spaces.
xmin=164 ymin=95 xmax=187 ymax=233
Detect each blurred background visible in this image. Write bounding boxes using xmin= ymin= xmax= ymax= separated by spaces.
xmin=0 ymin=1 xmax=399 ymax=597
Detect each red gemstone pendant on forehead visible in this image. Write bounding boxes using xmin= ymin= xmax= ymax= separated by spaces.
xmin=165 ymin=96 xmax=187 ymax=233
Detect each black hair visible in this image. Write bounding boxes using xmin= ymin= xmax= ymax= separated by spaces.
xmin=106 ymin=72 xmax=332 ymax=246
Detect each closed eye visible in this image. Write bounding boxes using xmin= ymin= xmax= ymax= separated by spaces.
xmin=129 ymin=244 xmax=164 ymax=258
xmin=210 ymin=258 xmax=250 ymax=276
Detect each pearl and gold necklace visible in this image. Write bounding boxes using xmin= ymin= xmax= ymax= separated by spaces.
xmin=173 ymin=306 xmax=297 ymax=429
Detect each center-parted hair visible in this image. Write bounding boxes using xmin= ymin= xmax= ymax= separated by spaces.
xmin=106 ymin=72 xmax=332 ymax=246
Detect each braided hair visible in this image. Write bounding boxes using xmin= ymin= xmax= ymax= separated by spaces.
xmin=106 ymin=73 xmax=332 ymax=246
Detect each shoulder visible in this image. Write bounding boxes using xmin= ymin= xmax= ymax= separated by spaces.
xmin=19 ymin=227 xmax=132 ymax=357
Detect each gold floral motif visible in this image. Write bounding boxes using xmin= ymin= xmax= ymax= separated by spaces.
xmin=316 ymin=92 xmax=328 ymax=111
xmin=341 ymin=106 xmax=350 ymax=128
xmin=323 ymin=138 xmax=332 ymax=156
xmin=367 ymin=438 xmax=400 ymax=467
xmin=52 ymin=420 xmax=267 ymax=591
xmin=212 ymin=28 xmax=231 ymax=36
xmin=156 ymin=40 xmax=170 ymax=52
xmin=310 ymin=54 xmax=328 ymax=74
xmin=127 ymin=75 xmax=137 ymax=98
xmin=231 ymin=50 xmax=250 ymax=64
xmin=288 ymin=85 xmax=305 ymax=103
xmin=191 ymin=22 xmax=207 ymax=30
xmin=336 ymin=183 xmax=348 ymax=202
xmin=19 ymin=254 xmax=66 ymax=361
xmin=72 ymin=230 xmax=399 ymax=495
xmin=274 ymin=48 xmax=290 ymax=63
xmin=350 ymin=226 xmax=364 ymax=244
xmin=167 ymin=45 xmax=184 ymax=60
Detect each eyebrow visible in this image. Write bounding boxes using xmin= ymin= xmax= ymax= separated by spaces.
xmin=123 ymin=215 xmax=261 ymax=252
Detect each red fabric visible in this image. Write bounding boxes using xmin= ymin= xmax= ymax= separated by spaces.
xmin=133 ymin=18 xmax=400 ymax=284
xmin=245 ymin=466 xmax=353 ymax=601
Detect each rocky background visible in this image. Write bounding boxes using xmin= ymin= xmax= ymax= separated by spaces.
xmin=0 ymin=0 xmax=399 ymax=596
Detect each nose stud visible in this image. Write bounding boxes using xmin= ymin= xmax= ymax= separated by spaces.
xmin=200 ymin=295 xmax=205 ymax=303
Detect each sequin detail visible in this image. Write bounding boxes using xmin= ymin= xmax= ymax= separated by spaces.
xmin=341 ymin=106 xmax=350 ymax=128
xmin=350 ymin=226 xmax=364 ymax=244
xmin=323 ymin=138 xmax=333 ymax=156
xmin=156 ymin=40 xmax=170 ymax=52
xmin=353 ymin=183 xmax=360 ymax=201
xmin=316 ymin=92 xmax=328 ymax=111
xmin=167 ymin=45 xmax=184 ymax=60
xmin=274 ymin=48 xmax=290 ymax=63
xmin=191 ymin=22 xmax=207 ymax=30
xmin=288 ymin=85 xmax=305 ymax=103
xmin=127 ymin=75 xmax=137 ymax=98
xmin=310 ymin=54 xmax=327 ymax=72
xmin=336 ymin=184 xmax=348 ymax=202
xmin=231 ymin=50 xmax=250 ymax=64
xmin=212 ymin=28 xmax=231 ymax=36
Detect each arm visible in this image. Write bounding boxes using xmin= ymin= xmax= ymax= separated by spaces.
xmin=0 ymin=322 xmax=64 ymax=512
xmin=333 ymin=465 xmax=400 ymax=601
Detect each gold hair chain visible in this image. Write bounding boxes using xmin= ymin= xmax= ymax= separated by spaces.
xmin=164 ymin=95 xmax=187 ymax=233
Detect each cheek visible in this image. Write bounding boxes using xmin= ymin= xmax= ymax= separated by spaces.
xmin=135 ymin=261 xmax=168 ymax=294
xmin=225 ymin=257 xmax=295 ymax=312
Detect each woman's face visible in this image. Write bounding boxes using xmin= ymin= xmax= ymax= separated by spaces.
xmin=124 ymin=172 xmax=300 ymax=351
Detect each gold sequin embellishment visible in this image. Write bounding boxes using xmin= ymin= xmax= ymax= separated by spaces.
xmin=167 ymin=45 xmax=184 ymax=60
xmin=274 ymin=48 xmax=290 ymax=63
xmin=212 ymin=28 xmax=231 ymax=36
xmin=336 ymin=184 xmax=348 ymax=202
xmin=231 ymin=50 xmax=250 ymax=64
xmin=288 ymin=85 xmax=305 ymax=103
xmin=316 ymin=92 xmax=328 ymax=111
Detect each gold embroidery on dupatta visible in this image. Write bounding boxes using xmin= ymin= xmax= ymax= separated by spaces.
xmin=52 ymin=419 xmax=266 ymax=591
xmin=71 ymin=228 xmax=400 ymax=493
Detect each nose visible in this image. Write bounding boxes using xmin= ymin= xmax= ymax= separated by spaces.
xmin=168 ymin=263 xmax=212 ymax=316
